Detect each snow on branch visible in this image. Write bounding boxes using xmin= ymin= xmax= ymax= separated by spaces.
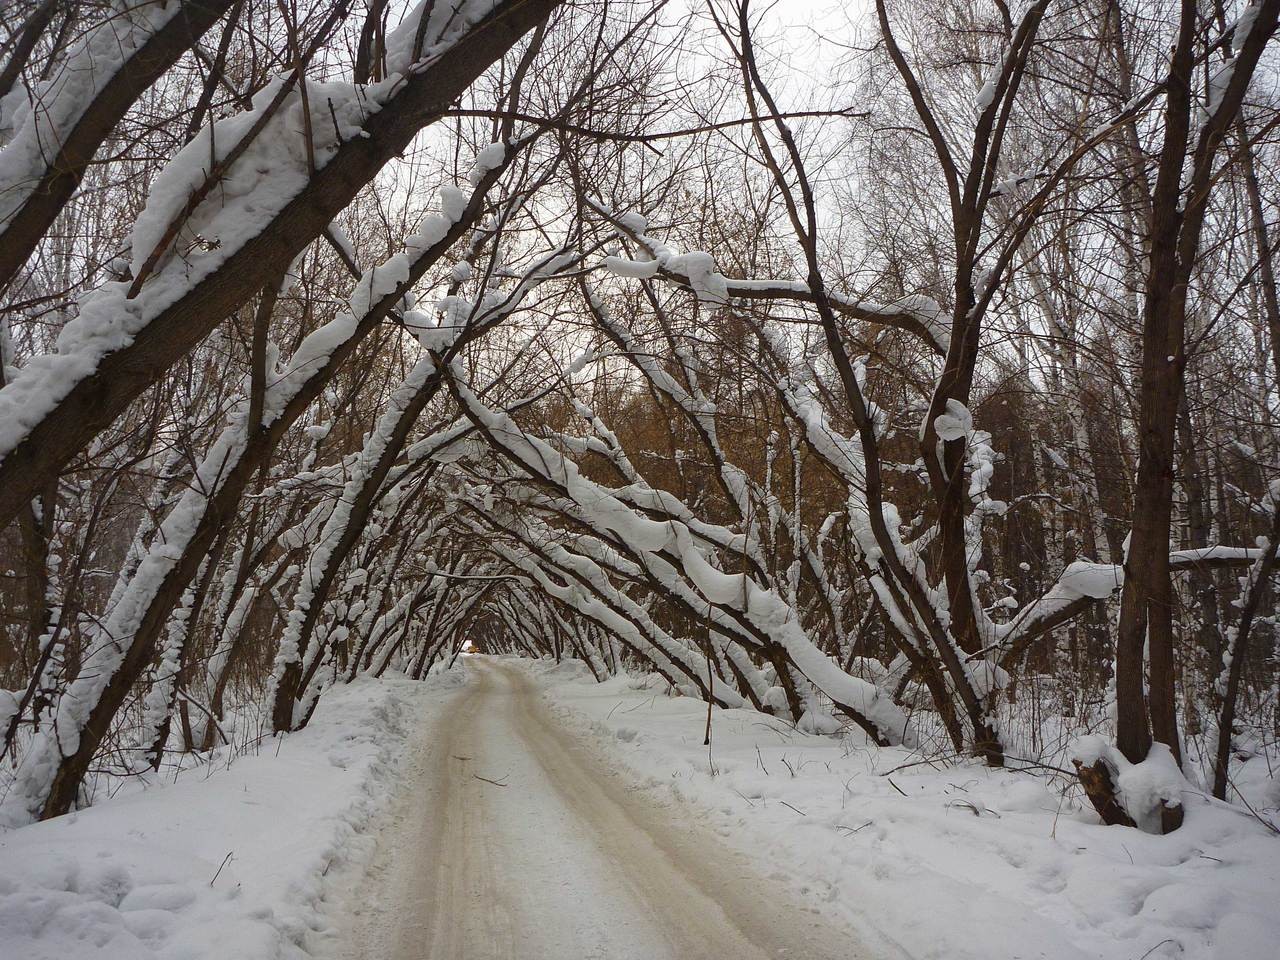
xmin=589 ymin=199 xmax=951 ymax=354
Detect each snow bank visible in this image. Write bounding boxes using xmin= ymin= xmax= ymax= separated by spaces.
xmin=0 ymin=672 xmax=463 ymax=960
xmin=528 ymin=659 xmax=1280 ymax=960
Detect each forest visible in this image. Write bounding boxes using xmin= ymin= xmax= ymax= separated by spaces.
xmin=0 ymin=3 xmax=1278 ymax=951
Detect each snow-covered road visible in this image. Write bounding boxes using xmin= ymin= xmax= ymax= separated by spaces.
xmin=332 ymin=657 xmax=864 ymax=959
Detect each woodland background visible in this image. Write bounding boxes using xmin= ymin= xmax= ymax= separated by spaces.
xmin=0 ymin=0 xmax=1277 ymax=835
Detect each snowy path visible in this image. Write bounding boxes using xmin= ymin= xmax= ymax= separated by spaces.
xmin=332 ymin=657 xmax=865 ymax=959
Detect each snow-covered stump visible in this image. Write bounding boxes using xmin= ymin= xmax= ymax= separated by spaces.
xmin=1073 ymin=737 xmax=1188 ymax=834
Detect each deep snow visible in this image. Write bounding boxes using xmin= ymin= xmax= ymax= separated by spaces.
xmin=0 ymin=671 xmax=467 ymax=960
xmin=324 ymin=656 xmax=863 ymax=959
xmin=528 ymin=658 xmax=1280 ymax=960
xmin=3 ymin=658 xmax=1276 ymax=960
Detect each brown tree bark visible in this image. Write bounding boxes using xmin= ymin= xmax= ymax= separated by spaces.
xmin=0 ymin=0 xmax=564 ymax=531
xmin=1108 ymin=0 xmax=1277 ymax=832
xmin=35 ymin=149 xmax=528 ymax=819
xmin=0 ymin=0 xmax=237 ymax=294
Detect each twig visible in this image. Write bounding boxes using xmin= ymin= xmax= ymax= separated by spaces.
xmin=210 ymin=852 xmax=233 ymax=886
xmin=835 ymin=820 xmax=873 ymax=835
xmin=881 ymin=755 xmax=951 ymax=775
xmin=1227 ymin=778 xmax=1280 ymax=835
xmin=1003 ymin=755 xmax=1077 ymax=777
xmin=621 ymin=694 xmax=658 ymax=713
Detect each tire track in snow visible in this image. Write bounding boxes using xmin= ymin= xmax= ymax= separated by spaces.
xmin=336 ymin=657 xmax=868 ymax=959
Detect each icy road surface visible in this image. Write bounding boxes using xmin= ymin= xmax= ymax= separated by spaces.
xmin=333 ymin=657 xmax=865 ymax=959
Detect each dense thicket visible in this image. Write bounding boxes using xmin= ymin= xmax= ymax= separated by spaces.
xmin=0 ymin=0 xmax=1276 ymax=834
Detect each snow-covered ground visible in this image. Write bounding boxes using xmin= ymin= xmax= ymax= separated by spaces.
xmin=0 ymin=671 xmax=466 ymax=960
xmin=4 ymin=657 xmax=1276 ymax=960
xmin=529 ymin=658 xmax=1280 ymax=960
xmin=322 ymin=655 xmax=863 ymax=960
